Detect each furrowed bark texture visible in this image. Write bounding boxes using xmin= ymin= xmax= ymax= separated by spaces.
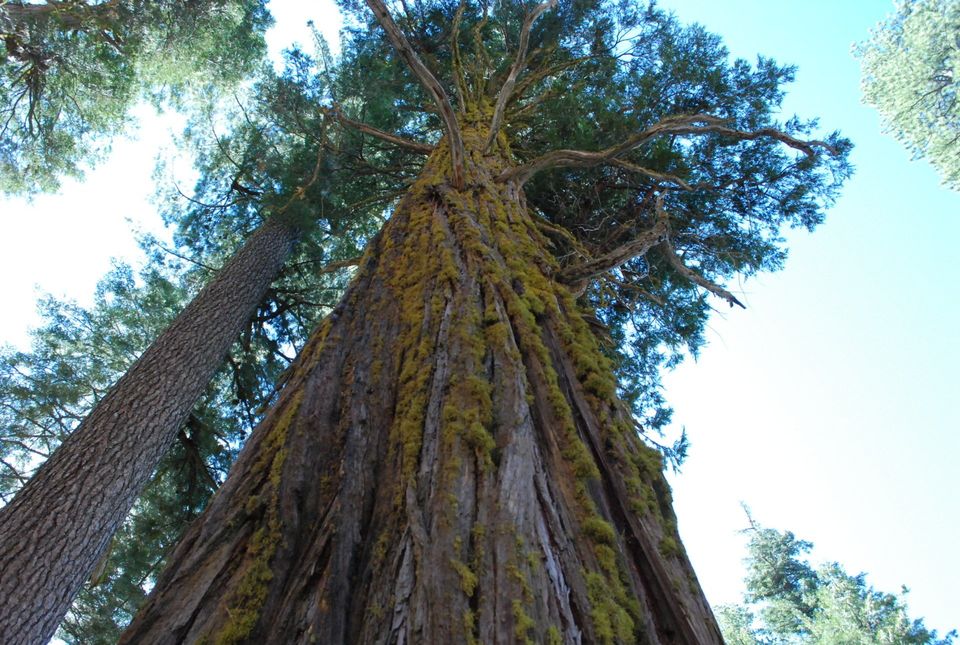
xmin=121 ymin=130 xmax=723 ymax=644
xmin=0 ymin=217 xmax=298 ymax=645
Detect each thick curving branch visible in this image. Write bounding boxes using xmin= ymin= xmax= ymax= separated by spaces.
xmin=484 ymin=0 xmax=557 ymax=153
xmin=499 ymin=113 xmax=838 ymax=185
xmin=323 ymin=105 xmax=434 ymax=155
xmin=660 ymin=238 xmax=745 ymax=309
xmin=366 ymin=0 xmax=465 ymax=189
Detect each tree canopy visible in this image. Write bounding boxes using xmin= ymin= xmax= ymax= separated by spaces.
xmin=1 ymin=0 xmax=854 ymax=639
xmin=0 ymin=0 xmax=272 ymax=194
xmin=857 ymin=0 xmax=960 ymax=189
xmin=717 ymin=517 xmax=956 ymax=644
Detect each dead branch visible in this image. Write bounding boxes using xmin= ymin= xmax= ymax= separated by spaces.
xmin=499 ymin=113 xmax=837 ymax=185
xmin=324 ymin=105 xmax=433 ymax=155
xmin=558 ymin=222 xmax=668 ymax=287
xmin=484 ymin=0 xmax=556 ymax=153
xmin=273 ymin=125 xmax=329 ymax=220
xmin=660 ymin=238 xmax=745 ymax=309
xmin=366 ymin=0 xmax=465 ymax=189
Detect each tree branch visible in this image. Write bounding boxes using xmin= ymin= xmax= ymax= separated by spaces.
xmin=511 ymin=54 xmax=594 ymax=103
xmin=660 ymin=238 xmax=745 ymax=309
xmin=469 ymin=5 xmax=492 ymax=100
xmin=484 ymin=0 xmax=556 ymax=153
xmin=366 ymin=0 xmax=465 ymax=188
xmin=324 ymin=105 xmax=433 ymax=155
xmin=555 ymin=193 xmax=746 ymax=309
xmin=557 ymin=196 xmax=670 ymax=286
xmin=499 ymin=113 xmax=837 ymax=185
xmin=610 ymin=159 xmax=695 ymax=190
xmin=1 ymin=0 xmax=120 ymax=31
xmin=450 ymin=0 xmax=469 ymax=113
xmin=316 ymin=256 xmax=362 ymax=274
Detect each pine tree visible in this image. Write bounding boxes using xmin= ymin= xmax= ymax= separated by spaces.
xmin=715 ymin=518 xmax=956 ymax=644
xmin=856 ymin=0 xmax=960 ymax=189
xmin=112 ymin=1 xmax=851 ymax=642
xmin=0 ymin=214 xmax=302 ymax=643
xmin=0 ymin=0 xmax=272 ymax=194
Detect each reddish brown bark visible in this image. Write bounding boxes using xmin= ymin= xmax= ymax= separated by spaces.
xmin=0 ymin=216 xmax=298 ymax=645
xmin=121 ymin=131 xmax=723 ymax=644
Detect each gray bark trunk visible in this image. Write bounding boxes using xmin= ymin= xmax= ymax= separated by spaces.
xmin=0 ymin=216 xmax=297 ymax=645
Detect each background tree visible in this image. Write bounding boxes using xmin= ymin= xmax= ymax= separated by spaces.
xmin=715 ymin=517 xmax=956 ymax=644
xmin=0 ymin=0 xmax=272 ymax=194
xmin=856 ymin=0 xmax=960 ymax=189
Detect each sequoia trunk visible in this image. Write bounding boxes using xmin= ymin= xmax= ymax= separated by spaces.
xmin=121 ymin=132 xmax=723 ymax=644
xmin=0 ymin=217 xmax=298 ymax=644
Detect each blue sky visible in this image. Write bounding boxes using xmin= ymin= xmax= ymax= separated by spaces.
xmin=1 ymin=0 xmax=956 ymax=636
xmin=658 ymin=0 xmax=959 ymax=634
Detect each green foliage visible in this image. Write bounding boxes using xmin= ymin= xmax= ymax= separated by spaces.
xmin=327 ymin=0 xmax=852 ymax=448
xmin=0 ymin=0 xmax=272 ymax=194
xmin=856 ymin=0 xmax=960 ymax=189
xmin=1 ymin=0 xmax=855 ymax=638
xmin=716 ymin=520 xmax=956 ymax=644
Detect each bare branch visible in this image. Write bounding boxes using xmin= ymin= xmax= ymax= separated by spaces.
xmin=316 ymin=256 xmax=362 ymax=274
xmin=512 ymin=52 xmax=607 ymax=104
xmin=499 ymin=113 xmax=837 ymax=185
xmin=610 ymin=159 xmax=694 ymax=190
xmin=554 ymin=192 xmax=746 ymax=310
xmin=484 ymin=0 xmax=557 ymax=152
xmin=0 ymin=457 xmax=28 ymax=486
xmin=150 ymin=237 xmax=220 ymax=273
xmin=469 ymin=5 xmax=492 ymax=99
xmin=557 ymin=196 xmax=670 ymax=286
xmin=660 ymin=238 xmax=745 ymax=309
xmin=274 ymin=126 xmax=328 ymax=219
xmin=324 ymin=105 xmax=433 ymax=155
xmin=366 ymin=0 xmax=465 ymax=189
xmin=450 ymin=0 xmax=469 ymax=112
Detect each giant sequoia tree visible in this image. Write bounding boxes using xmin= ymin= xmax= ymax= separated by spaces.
xmin=108 ymin=1 xmax=850 ymax=643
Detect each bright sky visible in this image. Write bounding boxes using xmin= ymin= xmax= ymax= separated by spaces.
xmin=659 ymin=0 xmax=959 ymax=636
xmin=1 ymin=0 xmax=956 ymax=637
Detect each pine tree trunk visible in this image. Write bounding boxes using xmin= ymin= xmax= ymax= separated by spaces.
xmin=0 ymin=217 xmax=298 ymax=645
xmin=121 ymin=132 xmax=723 ymax=644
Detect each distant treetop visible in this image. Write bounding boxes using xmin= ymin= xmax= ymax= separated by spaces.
xmin=856 ymin=0 xmax=960 ymax=190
